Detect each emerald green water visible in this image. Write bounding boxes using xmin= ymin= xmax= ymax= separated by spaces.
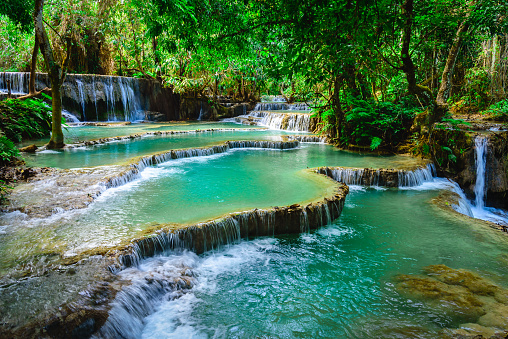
xmin=135 ymin=187 xmax=508 ymax=338
xmin=23 ymin=129 xmax=417 ymax=169
xmin=19 ymin=121 xmax=263 ymax=147
xmin=3 ymin=124 xmax=508 ymax=337
xmin=0 ymin=144 xmax=418 ymax=265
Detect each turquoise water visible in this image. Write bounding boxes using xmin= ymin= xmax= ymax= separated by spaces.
xmin=23 ymin=129 xmax=286 ymax=168
xmin=23 ymin=130 xmax=417 ymax=169
xmin=1 ymin=144 xmax=421 ymax=263
xmin=19 ymin=121 xmax=263 ymax=147
xmin=131 ymin=187 xmax=508 ymax=338
xmin=5 ymin=124 xmax=508 ymax=337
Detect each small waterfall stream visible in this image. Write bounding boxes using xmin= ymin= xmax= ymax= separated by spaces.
xmin=1 ymin=72 xmax=145 ymax=122
xmin=474 ymin=136 xmax=488 ymax=209
xmin=223 ymin=98 xmax=312 ymax=132
xmin=75 ymin=79 xmax=87 ymax=120
xmin=0 ymin=72 xmax=26 ymax=94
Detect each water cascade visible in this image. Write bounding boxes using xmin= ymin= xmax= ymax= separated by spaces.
xmin=92 ymin=76 xmax=98 ymax=118
xmin=317 ymin=164 xmax=436 ymax=187
xmin=0 ymin=72 xmax=26 ymax=94
xmin=253 ymin=103 xmax=310 ymax=111
xmin=62 ymin=109 xmax=81 ymax=123
xmin=474 ymin=136 xmax=488 ymax=209
xmin=0 ymin=72 xmax=149 ymax=122
xmin=224 ymin=107 xmax=313 ymax=132
xmin=104 ymin=76 xmax=116 ymax=120
xmin=118 ymin=77 xmax=142 ymax=121
xmin=96 ymin=189 xmax=347 ymax=338
xmin=76 ymin=79 xmax=87 ymax=120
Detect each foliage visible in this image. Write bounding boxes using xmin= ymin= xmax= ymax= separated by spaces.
xmin=0 ymin=136 xmax=19 ymax=165
xmin=484 ymin=99 xmax=508 ymax=121
xmin=343 ymin=99 xmax=419 ymax=150
xmin=459 ymin=67 xmax=492 ymax=109
xmin=0 ymin=98 xmax=52 ymax=142
xmin=0 ymin=15 xmax=34 ymax=71
xmin=0 ymin=179 xmax=13 ymax=203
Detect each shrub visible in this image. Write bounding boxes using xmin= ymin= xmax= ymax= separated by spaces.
xmin=343 ymin=98 xmax=419 ymax=150
xmin=0 ymin=135 xmax=19 ymax=165
xmin=0 ymin=97 xmax=52 ymax=142
xmin=484 ymin=99 xmax=508 ymax=121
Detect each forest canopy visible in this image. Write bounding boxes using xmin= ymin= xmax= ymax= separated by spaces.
xmin=1 ymin=0 xmax=507 ymax=151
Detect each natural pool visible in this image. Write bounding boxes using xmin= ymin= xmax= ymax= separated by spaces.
xmin=106 ymin=186 xmax=508 ymax=338
xmin=2 ymin=123 xmax=508 ymax=338
xmin=18 ymin=121 xmax=264 ymax=147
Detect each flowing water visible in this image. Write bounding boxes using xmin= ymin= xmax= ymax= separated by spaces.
xmin=96 ymin=186 xmax=508 ymax=339
xmin=2 ymin=115 xmax=508 ymax=336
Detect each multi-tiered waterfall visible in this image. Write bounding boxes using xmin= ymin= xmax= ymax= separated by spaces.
xmin=0 ymin=72 xmax=145 ymax=122
xmin=224 ymin=97 xmax=313 ymax=132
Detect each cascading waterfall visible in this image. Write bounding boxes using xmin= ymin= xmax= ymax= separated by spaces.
xmin=224 ymin=100 xmax=312 ymax=132
xmin=75 ymin=79 xmax=87 ymax=120
xmin=398 ymin=164 xmax=436 ymax=187
xmin=474 ymin=136 xmax=488 ymax=209
xmin=197 ymin=101 xmax=204 ymax=121
xmin=119 ymin=77 xmax=142 ymax=121
xmin=62 ymin=109 xmax=80 ymax=123
xmin=253 ymin=103 xmax=310 ymax=111
xmin=94 ymin=180 xmax=346 ymax=339
xmin=317 ymin=164 xmax=436 ymax=188
xmin=0 ymin=72 xmax=26 ymax=94
xmin=104 ymin=77 xmax=116 ymax=120
xmin=92 ymin=76 xmax=98 ymax=119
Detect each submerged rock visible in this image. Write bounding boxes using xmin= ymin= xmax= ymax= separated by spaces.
xmin=395 ymin=265 xmax=508 ymax=337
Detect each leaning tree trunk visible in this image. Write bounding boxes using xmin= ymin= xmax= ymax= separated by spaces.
xmin=34 ymin=0 xmax=64 ymax=148
xmin=432 ymin=19 xmax=470 ymax=124
xmin=29 ymin=35 xmax=38 ymax=95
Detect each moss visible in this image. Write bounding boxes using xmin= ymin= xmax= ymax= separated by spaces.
xmin=423 ymin=265 xmax=499 ymax=296
xmin=395 ymin=274 xmax=486 ymax=321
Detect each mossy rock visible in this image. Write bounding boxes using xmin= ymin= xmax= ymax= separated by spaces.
xmin=423 ymin=265 xmax=499 ymax=296
xmin=395 ymin=274 xmax=486 ymax=321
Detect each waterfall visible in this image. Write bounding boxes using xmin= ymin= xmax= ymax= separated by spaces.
xmin=119 ymin=77 xmax=142 ymax=121
xmin=76 ymin=79 xmax=87 ymax=120
xmin=257 ymin=113 xmax=311 ymax=131
xmin=397 ymin=164 xmax=436 ymax=187
xmin=92 ymin=76 xmax=98 ymax=119
xmin=104 ymin=77 xmax=116 ymax=120
xmin=253 ymin=103 xmax=310 ymax=111
xmin=62 ymin=109 xmax=80 ymax=123
xmin=474 ymin=136 xmax=488 ymax=209
xmin=317 ymin=164 xmax=436 ymax=188
xmin=0 ymin=72 xmax=27 ymax=94
xmin=197 ymin=101 xmax=204 ymax=121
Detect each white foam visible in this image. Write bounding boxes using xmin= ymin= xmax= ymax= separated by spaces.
xmin=132 ymin=239 xmax=278 ymax=338
xmin=38 ymin=150 xmax=61 ymax=154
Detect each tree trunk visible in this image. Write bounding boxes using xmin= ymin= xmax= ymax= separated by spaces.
xmin=34 ymin=0 xmax=64 ymax=148
xmin=152 ymin=36 xmax=162 ymax=81
xmin=400 ymin=0 xmax=432 ymax=102
xmin=433 ymin=19 xmax=469 ymax=124
xmin=332 ymin=75 xmax=344 ymax=142
xmin=344 ymin=63 xmax=360 ymax=98
xmin=29 ymin=35 xmax=39 ymax=95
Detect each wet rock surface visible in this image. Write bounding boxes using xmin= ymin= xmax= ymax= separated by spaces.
xmin=395 ymin=265 xmax=508 ymax=338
